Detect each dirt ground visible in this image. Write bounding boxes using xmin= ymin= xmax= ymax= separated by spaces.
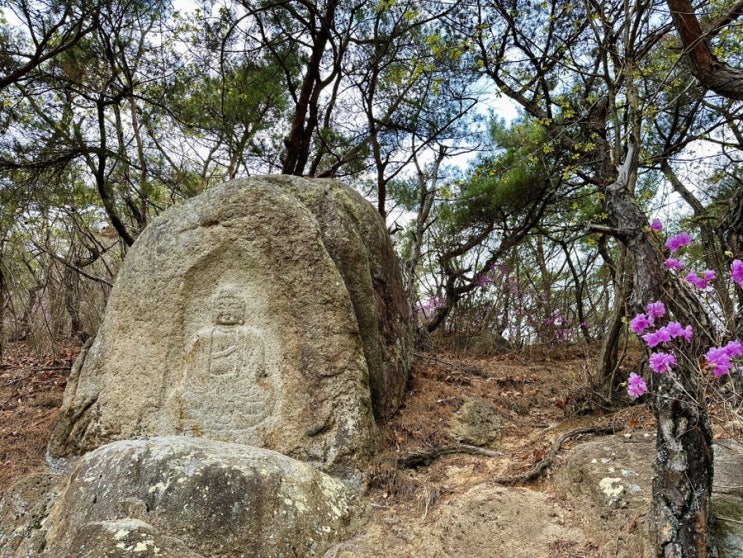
xmin=0 ymin=340 xmax=653 ymax=557
xmin=366 ymin=343 xmax=651 ymax=511
xmin=0 ymin=342 xmax=76 ymax=494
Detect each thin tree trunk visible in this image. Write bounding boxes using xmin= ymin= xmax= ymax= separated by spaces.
xmin=63 ymin=265 xmax=89 ymax=343
xmin=605 ymin=146 xmax=713 ymax=557
xmin=281 ymin=1 xmax=338 ymax=176
xmin=15 ymin=283 xmax=43 ymax=342
xmin=405 ymin=148 xmax=446 ymax=298
xmin=94 ymin=97 xmax=135 ymax=246
xmin=596 ymin=246 xmax=628 ymax=398
xmin=557 ymin=239 xmax=592 ymax=343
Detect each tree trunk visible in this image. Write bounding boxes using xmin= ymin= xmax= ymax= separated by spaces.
xmin=281 ymin=1 xmax=338 ymax=176
xmin=63 ymin=266 xmax=89 ymax=343
xmin=596 ymin=247 xmax=628 ymax=398
xmin=94 ymin=97 xmax=135 ymax=246
xmin=605 ymin=146 xmax=714 ymax=557
xmin=558 ymin=238 xmax=593 ymax=343
xmin=15 ymin=283 xmax=43 ymax=342
xmin=666 ymin=0 xmax=743 ymax=100
xmin=0 ymin=253 xmax=4 ymax=361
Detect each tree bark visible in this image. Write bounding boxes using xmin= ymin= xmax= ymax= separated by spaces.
xmin=596 ymin=246 xmax=628 ymax=398
xmin=93 ymin=96 xmax=135 ymax=247
xmin=281 ymin=1 xmax=338 ymax=176
xmin=0 ymin=249 xmax=4 ymax=361
xmin=666 ymin=0 xmax=743 ymax=100
xmin=604 ymin=146 xmax=714 ymax=557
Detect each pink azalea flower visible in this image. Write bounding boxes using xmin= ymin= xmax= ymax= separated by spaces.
xmin=646 ymin=301 xmax=666 ymax=320
xmin=664 ymin=258 xmax=685 ymax=271
xmin=725 ymin=339 xmax=743 ymax=358
xmin=627 ymin=373 xmax=648 ymax=398
xmin=685 ymin=270 xmax=707 ymax=289
xmin=664 ymin=321 xmax=684 ymax=338
xmin=630 ymin=313 xmax=653 ymax=335
xmin=731 ymin=260 xmax=743 ymax=288
xmin=650 ymin=219 xmax=663 ymax=232
xmin=649 ymin=351 xmax=677 ymax=374
xmin=680 ymin=325 xmax=693 ymax=343
xmin=703 ymin=269 xmax=716 ymax=282
xmin=706 ymin=346 xmax=732 ymax=378
xmin=658 ymin=322 xmax=694 ymax=343
xmin=643 ymin=328 xmax=672 ymax=348
xmin=665 ymin=232 xmax=693 ymax=253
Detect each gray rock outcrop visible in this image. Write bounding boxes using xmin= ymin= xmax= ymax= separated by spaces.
xmin=48 ymin=176 xmax=412 ymax=477
xmin=555 ymin=434 xmax=743 ymax=557
xmin=38 ymin=437 xmax=359 ymax=558
xmin=0 ymin=472 xmax=63 ymax=557
xmin=449 ymin=398 xmax=503 ymax=447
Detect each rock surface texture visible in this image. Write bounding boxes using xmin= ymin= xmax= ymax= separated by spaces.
xmin=39 ymin=437 xmax=359 ymax=558
xmin=0 ymin=176 xmax=413 ymax=558
xmin=48 ymin=176 xmax=412 ymax=478
xmin=322 ymin=435 xmax=743 ymax=558
xmin=556 ymin=435 xmax=743 ymax=557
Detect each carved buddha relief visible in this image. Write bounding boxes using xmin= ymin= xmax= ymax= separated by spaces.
xmin=177 ymin=285 xmax=275 ymax=434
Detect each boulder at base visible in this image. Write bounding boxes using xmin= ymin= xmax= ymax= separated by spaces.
xmin=555 ymin=434 xmax=743 ymax=557
xmin=38 ymin=437 xmax=359 ymax=558
xmin=49 ymin=176 xmax=412 ymax=477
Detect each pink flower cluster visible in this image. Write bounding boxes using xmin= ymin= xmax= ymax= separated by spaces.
xmin=659 ymin=227 xmax=743 ymax=292
xmin=630 ymin=301 xmax=692 ymax=346
xmin=625 ymin=219 xmax=743 ymax=397
xmin=664 ymin=258 xmax=684 ymax=271
xmin=685 ymin=269 xmax=716 ymax=290
xmin=665 ymin=232 xmax=692 ymax=253
xmin=627 ymin=300 xmax=692 ymax=398
xmin=643 ymin=321 xmax=693 ymax=347
xmin=627 ymin=372 xmax=648 ymax=398
xmin=705 ymin=340 xmax=743 ymax=378
xmin=733 ymin=260 xmax=743 ymax=288
xmin=649 ymin=351 xmax=676 ymax=374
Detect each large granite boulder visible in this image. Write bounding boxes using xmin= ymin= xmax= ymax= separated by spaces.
xmin=49 ymin=176 xmax=412 ymax=477
xmin=0 ymin=472 xmax=64 ymax=557
xmin=555 ymin=434 xmax=743 ymax=557
xmin=36 ymin=437 xmax=359 ymax=558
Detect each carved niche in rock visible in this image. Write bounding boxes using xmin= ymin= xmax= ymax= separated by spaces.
xmin=49 ymin=176 xmax=413 ymax=477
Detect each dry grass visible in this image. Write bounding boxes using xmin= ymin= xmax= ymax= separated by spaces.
xmin=0 ymin=342 xmax=74 ymax=495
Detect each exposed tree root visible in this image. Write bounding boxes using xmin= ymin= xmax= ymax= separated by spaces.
xmin=398 ymin=424 xmax=623 ymax=485
xmin=398 ymin=444 xmax=501 ymax=468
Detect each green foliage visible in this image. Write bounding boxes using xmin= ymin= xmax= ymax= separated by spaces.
xmin=1 ymin=0 xmax=741 ymax=371
xmin=441 ymin=117 xmax=553 ymax=230
xmin=168 ymin=47 xmax=292 ymax=179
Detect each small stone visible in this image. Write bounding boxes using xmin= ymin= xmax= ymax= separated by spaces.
xmin=449 ymin=399 xmax=503 ymax=447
